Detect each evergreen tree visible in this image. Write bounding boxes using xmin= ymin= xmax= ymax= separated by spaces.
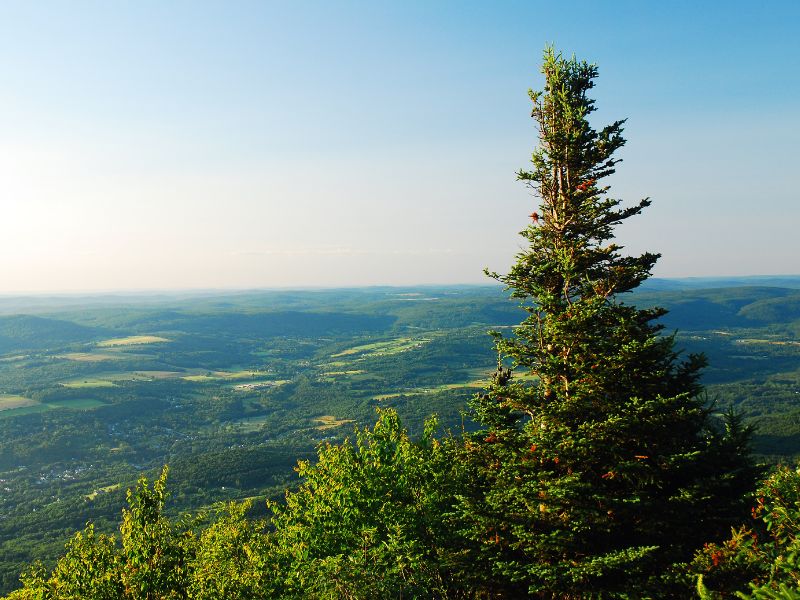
xmin=456 ymin=48 xmax=758 ymax=598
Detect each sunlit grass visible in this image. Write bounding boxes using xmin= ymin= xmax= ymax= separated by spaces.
xmin=61 ymin=379 xmax=116 ymax=389
xmin=321 ymin=370 xmax=365 ymax=376
xmin=330 ymin=337 xmax=431 ymax=358
xmin=97 ymin=335 xmax=170 ymax=347
xmin=314 ymin=415 xmax=355 ymax=430
xmin=48 ymin=399 xmax=106 ymax=409
xmin=372 ymin=370 xmax=537 ymax=400
xmin=0 ymin=394 xmax=39 ymax=411
xmin=85 ymin=484 xmax=121 ymax=501
xmin=232 ymin=379 xmax=290 ymax=391
xmin=182 ymin=370 xmax=262 ymax=382
xmin=58 ymin=352 xmax=123 ymax=362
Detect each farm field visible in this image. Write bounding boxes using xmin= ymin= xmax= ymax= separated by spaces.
xmin=0 ymin=394 xmax=107 ymax=420
xmin=97 ymin=335 xmax=170 ymax=347
xmin=314 ymin=415 xmax=355 ymax=430
xmin=0 ymin=395 xmax=38 ymax=412
xmin=0 ymin=282 xmax=799 ymax=592
xmin=182 ymin=370 xmax=262 ymax=382
xmin=331 ymin=337 xmax=432 ymax=358
xmin=57 ymin=352 xmax=123 ymax=362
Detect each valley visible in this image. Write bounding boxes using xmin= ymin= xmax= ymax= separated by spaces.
xmin=0 ymin=281 xmax=799 ymax=592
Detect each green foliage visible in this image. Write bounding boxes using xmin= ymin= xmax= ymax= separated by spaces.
xmin=459 ymin=47 xmax=759 ymax=597
xmin=4 ymin=410 xmax=467 ymax=599
xmin=189 ymin=501 xmax=274 ymax=599
xmin=6 ymin=468 xmax=192 ymax=599
xmin=267 ymin=408 xmax=465 ymax=598
xmin=119 ymin=467 xmax=192 ymax=598
xmin=8 ymin=525 xmax=122 ymax=600
xmin=692 ymin=465 xmax=800 ymax=598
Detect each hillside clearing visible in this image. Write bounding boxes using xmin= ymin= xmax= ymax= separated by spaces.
xmin=314 ymin=415 xmax=355 ymax=430
xmin=58 ymin=352 xmax=124 ymax=362
xmin=97 ymin=335 xmax=170 ymax=347
xmin=330 ymin=337 xmax=431 ymax=358
xmin=0 ymin=395 xmax=39 ymax=411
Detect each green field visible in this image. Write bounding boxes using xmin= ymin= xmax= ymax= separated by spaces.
xmin=232 ymin=379 xmax=290 ymax=391
xmin=0 ymin=394 xmax=39 ymax=411
xmin=0 ymin=395 xmax=107 ymax=418
xmin=373 ymin=392 xmax=405 ymax=401
xmin=61 ymin=378 xmax=116 ymax=388
xmin=371 ymin=368 xmax=538 ymax=400
xmin=182 ymin=370 xmax=263 ymax=382
xmin=128 ymin=371 xmax=183 ymax=379
xmin=330 ymin=337 xmax=431 ymax=358
xmin=47 ymin=399 xmax=107 ymax=410
xmin=57 ymin=352 xmax=124 ymax=362
xmin=0 ymin=404 xmax=53 ymax=418
xmin=229 ymin=415 xmax=270 ymax=433
xmin=314 ymin=415 xmax=355 ymax=430
xmin=321 ymin=369 xmax=365 ymax=376
xmin=372 ymin=382 xmax=484 ymax=400
xmin=97 ymin=335 xmax=170 ymax=347
xmin=85 ymin=484 xmax=121 ymax=501
xmin=61 ymin=371 xmax=188 ymax=388
xmin=182 ymin=374 xmax=218 ymax=382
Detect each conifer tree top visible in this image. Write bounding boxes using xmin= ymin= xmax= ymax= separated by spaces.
xmin=504 ymin=47 xmax=659 ymax=307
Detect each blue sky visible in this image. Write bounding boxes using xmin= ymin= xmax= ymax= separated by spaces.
xmin=1 ymin=1 xmax=798 ymax=292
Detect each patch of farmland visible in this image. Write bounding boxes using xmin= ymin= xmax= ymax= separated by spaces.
xmin=229 ymin=415 xmax=269 ymax=433
xmin=86 ymin=483 xmax=121 ymax=501
xmin=61 ymin=371 xmax=185 ymax=388
xmin=0 ymin=404 xmax=53 ymax=418
xmin=0 ymin=394 xmax=39 ymax=411
xmin=97 ymin=335 xmax=170 ymax=347
xmin=232 ymin=379 xmax=290 ymax=391
xmin=321 ymin=370 xmax=365 ymax=376
xmin=735 ymin=338 xmax=800 ymax=347
xmin=127 ymin=370 xmax=183 ymax=380
xmin=372 ymin=392 xmax=405 ymax=401
xmin=330 ymin=337 xmax=431 ymax=359
xmin=371 ymin=370 xmax=537 ymax=400
xmin=57 ymin=352 xmax=124 ymax=362
xmin=182 ymin=370 xmax=263 ymax=383
xmin=0 ymin=355 xmax=28 ymax=362
xmin=48 ymin=399 xmax=107 ymax=410
xmin=314 ymin=415 xmax=355 ymax=430
xmin=61 ymin=378 xmax=116 ymax=388
xmin=182 ymin=374 xmax=218 ymax=382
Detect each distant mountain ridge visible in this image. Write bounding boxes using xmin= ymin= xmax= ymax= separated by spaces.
xmin=0 ymin=315 xmax=104 ymax=353
xmin=642 ymin=275 xmax=800 ymax=290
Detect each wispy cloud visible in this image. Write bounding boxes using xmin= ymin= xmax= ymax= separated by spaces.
xmin=231 ymin=247 xmax=461 ymax=257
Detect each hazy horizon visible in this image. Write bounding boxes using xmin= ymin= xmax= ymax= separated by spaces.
xmin=2 ymin=274 xmax=800 ymax=299
xmin=3 ymin=1 xmax=798 ymax=293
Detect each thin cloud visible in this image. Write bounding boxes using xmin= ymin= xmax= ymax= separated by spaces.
xmin=232 ymin=247 xmax=461 ymax=257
